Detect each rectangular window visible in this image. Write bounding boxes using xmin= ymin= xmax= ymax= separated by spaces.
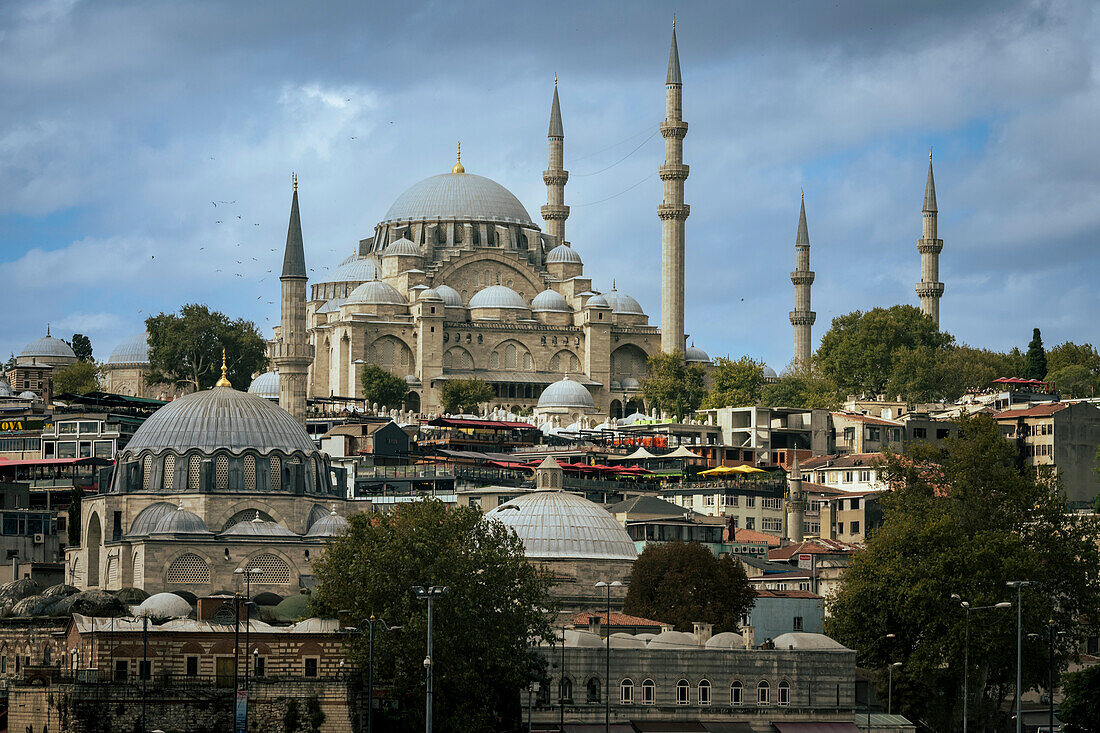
xmin=936 ymin=428 xmax=949 ymax=439
xmin=255 ymin=657 xmax=266 ymax=677
xmin=114 ymin=660 xmax=128 ymax=682
xmin=850 ymin=521 xmax=860 ymax=535
xmin=837 ymin=522 xmax=845 ymax=534
xmin=304 ymin=657 xmax=318 ymax=677
xmin=58 ymin=442 xmax=77 ymax=459
xmin=620 ymin=682 xmax=633 ymax=704
xmin=468 ymin=496 xmax=482 ymax=510
xmin=677 ymin=683 xmax=689 ymax=704
xmin=745 ymin=517 xmax=755 ymax=530
xmin=704 ymin=495 xmax=715 ymax=507
xmin=913 ymin=427 xmax=927 ymax=439
xmin=891 ymin=429 xmax=902 ymax=442
xmin=778 ymin=684 xmax=790 ymax=706
xmin=843 ymin=427 xmax=855 ymax=441
xmin=94 ymin=441 xmax=113 ymax=458
xmin=762 ymin=498 xmax=782 ymax=510
xmin=58 ymin=422 xmax=77 ymax=434
xmin=793 ymin=616 xmax=803 ymax=631
xmin=186 ymin=657 xmax=198 ymax=676
xmin=859 ymin=471 xmax=870 ymax=482
xmin=762 ymin=518 xmax=783 ymax=532
xmin=78 ymin=422 xmax=99 ymax=434
xmin=865 ymin=427 xmax=881 ymax=441
xmin=139 ymin=660 xmax=151 ymax=680
xmin=843 ymin=471 xmax=853 ymax=483
xmin=745 ymin=497 xmax=755 ymax=508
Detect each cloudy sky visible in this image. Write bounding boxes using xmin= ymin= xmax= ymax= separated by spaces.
xmin=2 ymin=0 xmax=1098 ymax=371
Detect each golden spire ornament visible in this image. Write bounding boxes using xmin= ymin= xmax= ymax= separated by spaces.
xmin=215 ymin=347 xmax=232 ymax=388
xmin=452 ymin=141 xmax=465 ymax=174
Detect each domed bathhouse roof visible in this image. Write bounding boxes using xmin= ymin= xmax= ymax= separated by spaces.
xmin=305 ymin=507 xmax=350 ymax=538
xmin=537 ymin=377 xmax=595 ymax=410
xmin=136 ymin=592 xmax=193 ymax=619
xmin=685 ymin=344 xmax=711 ymax=363
xmin=18 ymin=391 xmax=37 ymax=401
xmin=128 ymin=502 xmax=178 ymax=536
xmin=546 ymin=244 xmax=582 ymax=264
xmin=380 ymin=172 xmax=533 ymax=226
xmin=347 ymin=279 xmax=406 ymax=306
xmin=316 ymin=298 xmax=347 ymax=314
xmin=772 ymin=632 xmax=850 ymax=651
xmin=383 ymin=238 xmax=421 ymax=257
xmin=433 ymin=284 xmax=464 ymax=307
xmin=584 ymin=294 xmax=611 ymax=309
xmin=150 ymin=503 xmax=211 ymax=536
xmin=107 ymin=333 xmax=151 ymax=365
xmin=468 ymin=285 xmax=528 ymax=310
xmin=485 ymin=491 xmax=637 ymax=561
xmin=220 ymin=513 xmax=298 ymax=538
xmin=531 ymin=289 xmax=571 ymax=313
xmin=248 ymin=371 xmax=280 ymax=400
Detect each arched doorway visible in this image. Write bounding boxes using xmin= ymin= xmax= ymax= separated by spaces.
xmin=404 ymin=391 xmax=421 ymax=414
xmin=610 ymin=399 xmax=623 ymax=420
xmin=86 ymin=512 xmax=102 ymax=587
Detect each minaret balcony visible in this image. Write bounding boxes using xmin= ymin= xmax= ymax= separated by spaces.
xmin=789 ymin=311 xmax=817 ymax=326
xmin=543 ymin=170 xmax=569 ymax=186
xmin=658 ymin=164 xmax=690 ymax=181
xmin=917 ymin=239 xmax=943 ymax=254
xmin=540 ymin=204 xmax=570 ymax=220
xmin=659 ymin=121 xmax=688 ymax=138
xmin=273 ymin=342 xmax=314 ymax=361
xmin=790 ymin=271 xmax=816 ymax=286
xmin=915 ymin=282 xmax=945 ymax=298
xmin=657 ymin=203 xmax=690 ymax=220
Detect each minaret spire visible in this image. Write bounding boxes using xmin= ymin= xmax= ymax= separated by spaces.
xmin=790 ymin=193 xmax=816 ymax=368
xmin=659 ymin=20 xmax=689 ymax=355
xmin=542 ymin=78 xmax=569 ymax=247
xmin=274 ymin=176 xmax=313 ymax=426
xmin=786 ymin=451 xmax=805 ymax=542
xmin=916 ymin=151 xmax=945 ymax=327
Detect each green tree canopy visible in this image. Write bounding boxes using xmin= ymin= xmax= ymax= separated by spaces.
xmin=439 ymin=378 xmax=493 ymax=414
xmin=360 ymin=363 xmax=409 ymax=409
xmin=70 ymin=333 xmax=93 ymax=362
xmin=309 ymin=499 xmax=554 ymax=733
xmin=1025 ymin=327 xmax=1047 ymax=380
xmin=759 ymin=367 xmax=840 ymax=409
xmin=1061 ymin=664 xmax=1100 ymax=733
xmin=1047 ymin=342 xmax=1100 ymax=377
xmin=826 ymin=415 xmax=1100 ymax=732
xmin=702 ymin=356 xmax=765 ymax=408
xmin=640 ymin=350 xmax=708 ymax=420
xmin=623 ymin=541 xmax=755 ymax=633
xmin=1047 ymin=364 xmax=1099 ymax=398
xmin=883 ymin=344 xmax=1022 ymax=403
xmin=816 ymin=305 xmax=952 ymax=396
xmin=145 ymin=304 xmax=267 ymax=391
xmin=53 ymin=361 xmax=100 ymax=395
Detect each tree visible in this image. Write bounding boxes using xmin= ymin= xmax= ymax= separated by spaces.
xmin=759 ymin=372 xmax=840 ymax=410
xmin=53 ymin=361 xmax=100 ymax=395
xmin=702 ymin=356 xmax=764 ymax=408
xmin=1047 ymin=364 xmax=1098 ymax=398
xmin=145 ymin=304 xmax=267 ymax=391
xmin=70 ymin=334 xmax=93 ymax=362
xmin=1025 ymin=327 xmax=1047 ymax=380
xmin=1047 ymin=341 xmax=1100 ymax=377
xmin=816 ymin=305 xmax=952 ymax=396
xmin=360 ymin=363 xmax=409 ymax=409
xmin=826 ymin=415 xmax=1100 ymax=732
xmin=439 ymin=378 xmax=493 ymax=414
xmin=309 ymin=499 xmax=553 ymax=733
xmin=4 ymin=354 xmax=16 ymax=373
xmin=623 ymin=541 xmax=755 ymax=633
xmin=640 ymin=350 xmax=708 ymax=420
xmin=1061 ymin=664 xmax=1100 ymax=733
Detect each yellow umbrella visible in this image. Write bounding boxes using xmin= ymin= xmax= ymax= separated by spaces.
xmin=698 ymin=465 xmax=737 ymax=476
xmin=729 ymin=464 xmax=767 ymax=474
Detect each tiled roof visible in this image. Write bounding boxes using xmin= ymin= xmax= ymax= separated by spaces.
xmin=800 ymin=453 xmax=884 ymax=470
xmin=768 ymin=539 xmax=858 ymax=561
xmin=572 ymin=611 xmax=667 ymax=628
xmin=729 ymin=528 xmax=782 ymax=546
xmin=994 ymin=403 xmax=1069 ymax=419
xmin=747 ymin=570 xmax=812 ymax=582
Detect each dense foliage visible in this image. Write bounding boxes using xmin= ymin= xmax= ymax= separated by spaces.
xmin=1025 ymin=328 xmax=1047 ymax=380
xmin=359 ymin=363 xmax=409 ymax=409
xmin=703 ymin=356 xmax=766 ymax=408
xmin=623 ymin=541 xmax=755 ymax=633
xmin=310 ymin=500 xmax=554 ymax=733
xmin=145 ymin=304 xmax=267 ymax=391
xmin=53 ymin=361 xmax=100 ymax=395
xmin=826 ymin=415 xmax=1100 ymax=732
xmin=760 ymin=363 xmax=840 ymax=409
xmin=439 ymin=377 xmax=493 ymax=414
xmin=70 ymin=333 xmax=93 ymax=362
xmin=640 ymin=350 xmax=707 ymax=420
xmin=1061 ymin=664 xmax=1100 ymax=733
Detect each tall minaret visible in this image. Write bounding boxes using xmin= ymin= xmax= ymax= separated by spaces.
xmin=786 ymin=452 xmax=806 ymax=543
xmin=915 ymin=151 xmax=944 ymax=326
xmin=659 ymin=20 xmax=689 ymax=355
xmin=789 ymin=192 xmax=816 ymax=368
xmin=274 ymin=175 xmax=312 ymax=427
xmin=541 ymin=75 xmax=569 ymax=247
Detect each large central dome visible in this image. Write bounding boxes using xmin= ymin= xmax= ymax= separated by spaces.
xmin=381 ymin=172 xmax=533 ymax=226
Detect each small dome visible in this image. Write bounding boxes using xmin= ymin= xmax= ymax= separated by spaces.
xmin=128 ymin=502 xmax=178 ymax=536
xmin=323 ymin=257 xmax=379 ymax=284
xmin=150 ymin=504 xmax=211 ymax=535
xmin=220 ymin=514 xmax=298 ymax=538
xmin=546 ymin=244 xmax=582 ymax=264
xmin=383 ymin=238 xmax=421 ymax=257
xmin=485 ymin=491 xmax=637 ymax=561
xmin=685 ymin=345 xmax=711 ymax=363
xmin=136 ymin=592 xmax=193 ymax=619
xmin=610 ymin=633 xmax=647 ymax=648
xmin=621 ymin=377 xmax=640 ymax=390
xmin=19 ymin=334 xmax=76 ymax=361
xmin=347 ymin=280 xmax=406 ymax=306
xmin=107 ymin=333 xmax=151 ymax=365
xmin=531 ymin=289 xmax=571 ymax=313
xmin=648 ymin=630 xmax=697 ymax=648
xmin=609 ymin=380 xmax=622 ymax=390
xmin=537 ymin=377 xmax=595 ymax=410
xmin=305 ymin=508 xmax=350 ymax=538
xmin=433 ymin=284 xmax=464 ymax=307
xmin=468 ymin=285 xmax=527 ymax=310
xmin=772 ymin=632 xmax=849 ymax=650
xmin=564 ymin=629 xmax=605 ymax=648
xmin=18 ymin=391 xmax=37 ymax=401
xmin=248 ymin=371 xmax=279 ymax=399
xmin=419 ymin=288 xmax=444 ymax=302
xmin=763 ymin=365 xmax=778 ymax=379
xmin=404 ymin=374 xmax=421 ymax=384
xmin=584 ymin=294 xmax=610 ymax=309
xmin=0 ymin=380 xmax=12 ymax=397
xmin=381 ymin=172 xmax=533 ymax=225
xmin=705 ymin=632 xmax=746 ymax=649
xmin=602 ymin=290 xmax=645 ymax=315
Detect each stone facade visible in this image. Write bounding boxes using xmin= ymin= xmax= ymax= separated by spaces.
xmin=916 ymin=153 xmax=944 ymax=326
xmin=659 ymin=25 xmax=689 ymax=355
xmin=790 ymin=194 xmax=816 ymax=368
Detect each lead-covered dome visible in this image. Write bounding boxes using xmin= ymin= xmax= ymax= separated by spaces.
xmin=433 ymin=284 xmax=464 ymax=308
xmin=469 ymin=285 xmax=527 ymax=310
xmin=380 ymin=172 xmax=533 ymax=225
xmin=305 ymin=508 xmax=351 ymax=538
xmin=601 ymin=290 xmax=645 ymax=315
xmin=685 ymin=345 xmax=711 ymax=364
xmin=384 ymin=238 xmax=421 ymax=257
xmin=108 ymin=333 xmax=150 ymax=365
xmin=19 ymin=334 xmax=76 ymax=363
xmin=347 ymin=280 xmax=406 ymax=306
xmin=150 ymin=504 xmax=211 ymax=536
xmin=485 ymin=491 xmax=637 ymax=561
xmin=221 ymin=514 xmax=298 ymax=538
xmin=537 ymin=377 xmax=595 ymax=410
xmin=546 ymin=244 xmax=582 ymax=264
xmin=321 ymin=257 xmax=379 ymax=285
xmin=123 ymin=386 xmax=317 ymax=455
xmin=0 ymin=380 xmax=12 ymax=397
xmin=248 ymin=371 xmax=280 ymax=399
xmin=531 ymin=289 xmax=571 ymax=313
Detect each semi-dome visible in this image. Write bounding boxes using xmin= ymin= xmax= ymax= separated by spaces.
xmin=384 ymin=238 xmax=421 ymax=257
xmin=322 ymin=257 xmax=378 ymax=284
xmin=221 ymin=513 xmax=299 ymax=538
xmin=468 ymin=285 xmax=528 ymax=310
xmin=772 ymin=632 xmax=849 ymax=650
xmin=485 ymin=491 xmax=637 ymax=561
xmin=107 ymin=333 xmax=150 ymax=365
xmin=546 ymin=244 xmax=582 ymax=264
xmin=602 ymin=290 xmax=645 ymax=315
xmin=123 ymin=386 xmax=317 ymax=456
xmin=418 ymin=288 xmax=444 ymax=302
xmin=685 ymin=345 xmax=711 ymax=363
xmin=380 ymin=172 xmax=533 ymax=225
xmin=433 ymin=284 xmax=464 ymax=307
xmin=136 ymin=592 xmax=193 ymax=619
xmin=128 ymin=502 xmax=177 ymax=536
xmin=19 ymin=335 xmax=76 ymax=361
xmin=150 ymin=504 xmax=211 ymax=536
xmin=305 ymin=508 xmax=350 ymax=538
xmin=347 ymin=280 xmax=406 ymax=306
xmin=537 ymin=377 xmax=596 ymax=410
xmin=248 ymin=371 xmax=280 ymax=399
xmin=531 ymin=289 xmax=571 ymax=312
xmin=621 ymin=377 xmax=640 ymax=390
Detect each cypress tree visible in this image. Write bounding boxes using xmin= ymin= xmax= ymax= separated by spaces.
xmin=1025 ymin=328 xmax=1047 ymax=380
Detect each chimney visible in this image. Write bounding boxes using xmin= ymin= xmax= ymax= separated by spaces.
xmin=588 ymin=615 xmax=602 ymax=636
xmin=693 ymin=621 xmax=713 ymax=646
xmin=741 ymin=624 xmax=756 ymax=648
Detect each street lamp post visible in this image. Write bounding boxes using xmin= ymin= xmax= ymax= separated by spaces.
xmin=413 ymin=585 xmax=448 ymax=733
xmin=594 ymin=580 xmax=622 ymax=733
xmin=951 ymin=594 xmax=1012 ymax=733
xmin=887 ymin=662 xmax=902 ymax=715
xmin=142 ymin=613 xmax=148 ymax=733
xmin=1007 ymin=581 xmax=1035 ymax=733
xmin=362 ymin=615 xmax=399 ymax=733
xmin=234 ymin=567 xmax=263 ymax=690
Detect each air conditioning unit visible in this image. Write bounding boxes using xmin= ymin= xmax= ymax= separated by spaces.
xmin=32 ymin=534 xmax=44 ymax=545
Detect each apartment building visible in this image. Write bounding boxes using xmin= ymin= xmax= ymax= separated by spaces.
xmin=994 ymin=401 xmax=1100 ymax=505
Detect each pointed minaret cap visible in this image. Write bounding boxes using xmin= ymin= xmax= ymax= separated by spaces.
xmin=281 ymin=174 xmax=306 ymax=279
xmin=666 ymin=20 xmax=682 ymax=85
xmin=549 ymin=80 xmax=564 ymax=138
xmin=796 ymin=192 xmax=810 ymax=246
xmin=452 ymin=142 xmax=465 ymax=174
xmin=789 ymin=451 xmax=801 ymax=481
xmin=924 ymin=149 xmax=937 ymax=213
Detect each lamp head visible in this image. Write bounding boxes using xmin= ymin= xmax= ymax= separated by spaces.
xmin=995 ymin=602 xmax=1012 ymax=609
xmin=885 ymin=633 xmax=896 ymax=639
xmin=610 ymin=581 xmax=623 ymax=588
xmin=891 ymin=662 xmax=903 ymax=668
xmin=961 ymin=601 xmax=970 ymax=609
xmin=595 ymin=581 xmax=607 ymax=589
xmin=950 ymin=593 xmax=961 ymax=601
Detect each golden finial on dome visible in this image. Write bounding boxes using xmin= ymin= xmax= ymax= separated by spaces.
xmin=452 ymin=141 xmax=465 ymax=174
xmin=293 ymin=172 xmax=298 ymax=192
xmin=215 ymin=347 xmax=232 ymax=388
xmin=554 ymin=72 xmax=557 ymax=87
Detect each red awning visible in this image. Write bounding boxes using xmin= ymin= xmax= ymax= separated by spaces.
xmin=0 ymin=457 xmax=111 ymax=467
xmin=487 ymin=461 xmax=536 ymax=471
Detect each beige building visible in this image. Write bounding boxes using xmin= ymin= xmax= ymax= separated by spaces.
xmin=994 ymin=401 xmax=1100 ymax=505
xmin=101 ymin=333 xmax=187 ymax=401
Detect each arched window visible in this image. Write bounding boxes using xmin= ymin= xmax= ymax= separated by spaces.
xmin=676 ymin=679 xmax=689 ymax=705
xmin=505 ymin=343 xmax=517 ymax=370
xmin=215 ymin=454 xmax=229 ymax=490
xmin=620 ymin=678 xmax=634 ymax=704
xmin=142 ymin=454 xmax=153 ymax=490
xmin=244 ymin=553 xmax=292 ymax=585
xmin=244 ymin=455 xmax=256 ymax=490
xmin=698 ymin=679 xmax=711 ymax=705
xmin=586 ymin=677 xmax=601 ymax=703
xmin=730 ymin=680 xmax=743 ymax=705
xmin=559 ymin=677 xmax=573 ymax=704
xmin=188 ymin=455 xmax=201 ymax=489
xmin=778 ymin=680 xmax=790 ymax=706
xmin=641 ymin=679 xmax=655 ymax=705
xmin=163 ymin=455 xmax=175 ymax=489
xmin=757 ymin=680 xmax=770 ymax=705
xmin=166 ymin=553 xmax=211 ymax=585
xmin=270 ymin=455 xmax=282 ymax=490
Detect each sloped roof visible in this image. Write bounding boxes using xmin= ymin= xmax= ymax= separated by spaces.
xmin=994 ymin=403 xmax=1070 ymax=419
xmin=605 ymin=495 xmax=685 ymax=516
xmin=571 ymin=610 xmax=666 ymax=628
